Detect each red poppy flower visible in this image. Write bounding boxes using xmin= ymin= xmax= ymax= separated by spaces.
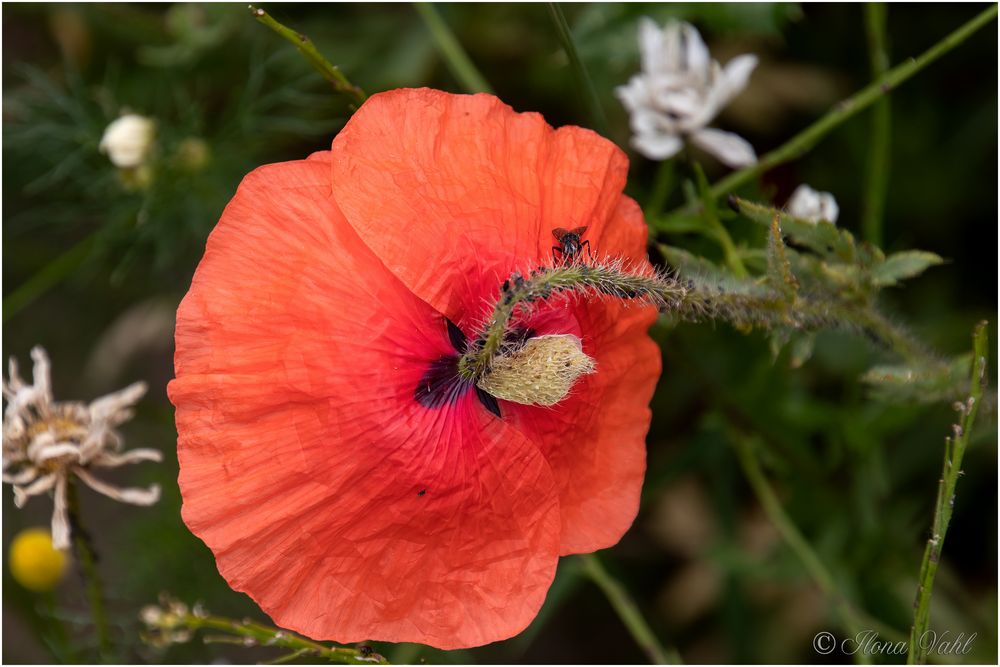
xmin=168 ymin=88 xmax=661 ymax=649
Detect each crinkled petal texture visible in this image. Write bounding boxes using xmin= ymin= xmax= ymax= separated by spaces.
xmin=331 ymin=89 xmax=660 ymax=554
xmin=171 ymin=89 xmax=662 ymax=649
xmin=331 ymin=88 xmax=649 ymax=329
xmin=169 ymin=155 xmax=561 ymax=649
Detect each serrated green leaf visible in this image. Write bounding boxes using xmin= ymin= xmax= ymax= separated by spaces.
xmin=871 ymin=250 xmax=944 ymax=287
xmin=730 ymin=196 xmax=858 ymax=263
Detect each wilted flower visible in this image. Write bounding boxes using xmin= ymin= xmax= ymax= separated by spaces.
xmin=99 ymin=113 xmax=156 ymax=169
xmin=169 ymin=88 xmax=661 ymax=649
xmin=9 ymin=527 xmax=68 ymax=591
xmin=616 ymin=18 xmax=758 ymax=167
xmin=3 ymin=347 xmax=161 ymax=549
xmin=139 ymin=595 xmax=195 ymax=647
xmin=786 ymin=184 xmax=839 ymax=224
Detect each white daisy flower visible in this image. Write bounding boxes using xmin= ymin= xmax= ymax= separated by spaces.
xmin=3 ymin=347 xmax=161 ymax=550
xmin=616 ymin=18 xmax=758 ymax=168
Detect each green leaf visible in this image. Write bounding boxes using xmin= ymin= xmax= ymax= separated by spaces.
xmin=861 ymin=355 xmax=971 ymax=403
xmin=729 ymin=196 xmax=858 ymax=263
xmin=871 ymin=250 xmax=944 ymax=286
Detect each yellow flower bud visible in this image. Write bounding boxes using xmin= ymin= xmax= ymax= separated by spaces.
xmin=9 ymin=528 xmax=68 ymax=592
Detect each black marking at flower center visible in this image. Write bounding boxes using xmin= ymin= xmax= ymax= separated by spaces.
xmin=414 ymin=318 xmax=503 ymax=418
xmin=446 ymin=319 xmax=467 ymax=352
xmin=414 ymin=355 xmax=470 ymax=409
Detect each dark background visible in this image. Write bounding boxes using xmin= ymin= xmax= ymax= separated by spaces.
xmin=3 ymin=3 xmax=997 ymax=664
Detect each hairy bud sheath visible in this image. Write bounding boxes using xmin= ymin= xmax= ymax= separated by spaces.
xmin=476 ymin=334 xmax=596 ymax=406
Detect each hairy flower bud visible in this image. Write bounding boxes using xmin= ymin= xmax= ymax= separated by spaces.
xmin=477 ymin=334 xmax=596 ymax=406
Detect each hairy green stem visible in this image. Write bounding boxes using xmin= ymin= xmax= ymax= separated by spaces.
xmin=693 ymin=164 xmax=748 ymax=278
xmin=457 ymin=263 xmax=686 ymax=381
xmin=907 ymin=322 xmax=989 ymax=664
xmin=546 ymin=3 xmax=609 ymax=135
xmin=67 ymin=480 xmax=112 ymax=661
xmin=660 ymin=4 xmax=997 ymax=222
xmin=675 ymin=278 xmax=938 ymax=368
xmin=415 ymin=3 xmax=493 ymax=94
xmin=579 ymin=553 xmax=679 ymax=664
xmin=249 ymin=5 xmax=367 ymax=106
xmin=862 ymin=3 xmax=891 ymax=246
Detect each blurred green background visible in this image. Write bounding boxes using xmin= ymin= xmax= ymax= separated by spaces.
xmin=2 ymin=3 xmax=996 ymax=664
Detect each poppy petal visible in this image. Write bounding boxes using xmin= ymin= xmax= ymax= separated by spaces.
xmin=330 ymin=88 xmax=640 ymax=327
xmin=169 ymin=155 xmax=561 ymax=648
xmin=508 ymin=199 xmax=660 ymax=554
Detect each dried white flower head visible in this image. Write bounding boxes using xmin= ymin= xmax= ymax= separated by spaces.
xmin=786 ymin=184 xmax=839 ymax=224
xmin=477 ymin=334 xmax=596 ymax=407
xmin=2 ymin=347 xmax=161 ymax=550
xmin=616 ymin=18 xmax=758 ymax=168
xmin=99 ymin=114 xmax=156 ymax=169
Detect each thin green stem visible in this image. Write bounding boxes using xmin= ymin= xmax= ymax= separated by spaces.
xmin=414 ymin=3 xmax=493 ymax=94
xmin=661 ymin=4 xmax=997 ymax=221
xmin=579 ymin=553 xmax=678 ymax=664
xmin=689 ymin=161 xmax=749 ymax=277
xmin=907 ymin=322 xmax=989 ymax=664
xmin=862 ymin=3 xmax=891 ymax=246
xmin=546 ymin=3 xmax=609 ymax=136
xmin=732 ymin=434 xmax=872 ymax=664
xmin=3 ymin=232 xmax=96 ymax=323
xmin=67 ymin=480 xmax=112 ymax=662
xmin=144 ymin=599 xmax=387 ymax=665
xmin=262 ymin=648 xmax=312 ymax=664
xmin=644 ymin=160 xmax=676 ymax=221
xmin=248 ymin=5 xmax=367 ymax=106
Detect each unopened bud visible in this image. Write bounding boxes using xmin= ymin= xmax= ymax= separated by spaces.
xmin=100 ymin=114 xmax=155 ymax=169
xmin=477 ymin=334 xmax=595 ymax=406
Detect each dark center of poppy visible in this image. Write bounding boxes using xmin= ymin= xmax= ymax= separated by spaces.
xmin=413 ymin=319 xmax=534 ymax=418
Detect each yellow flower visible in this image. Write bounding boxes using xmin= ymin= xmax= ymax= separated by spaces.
xmin=9 ymin=528 xmax=68 ymax=591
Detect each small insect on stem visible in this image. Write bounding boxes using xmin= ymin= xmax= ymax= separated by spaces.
xmin=552 ymin=226 xmax=594 ymax=264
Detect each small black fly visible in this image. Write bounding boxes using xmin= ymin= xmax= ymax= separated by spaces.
xmin=552 ymin=226 xmax=593 ymax=264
